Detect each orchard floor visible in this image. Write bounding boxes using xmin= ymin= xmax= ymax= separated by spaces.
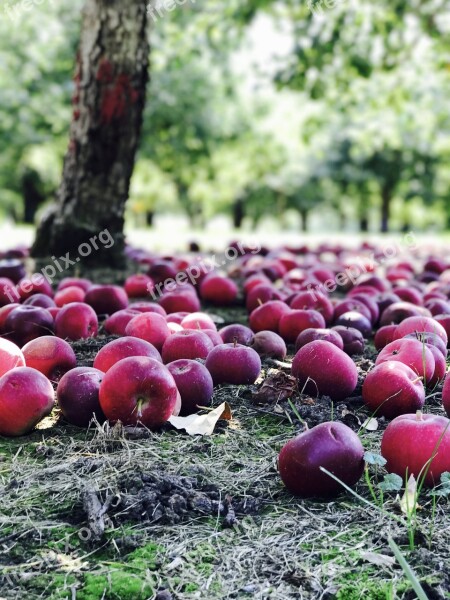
xmin=1 ymin=301 xmax=450 ymax=600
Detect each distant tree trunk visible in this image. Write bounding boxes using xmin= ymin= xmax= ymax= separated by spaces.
xmin=233 ymin=198 xmax=245 ymax=229
xmin=22 ymin=170 xmax=45 ymax=224
xmin=359 ymin=216 xmax=368 ymax=232
xmin=32 ymin=0 xmax=149 ymax=266
xmin=300 ymin=209 xmax=309 ymax=232
xmin=146 ymin=211 xmax=154 ymax=227
xmin=380 ymin=185 xmax=392 ymax=233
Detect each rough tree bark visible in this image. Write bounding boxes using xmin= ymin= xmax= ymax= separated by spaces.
xmin=32 ymin=0 xmax=149 ymax=266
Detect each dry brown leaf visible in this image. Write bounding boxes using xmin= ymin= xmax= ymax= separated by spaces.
xmin=168 ymin=402 xmax=232 ymax=436
xmin=252 ymin=371 xmax=297 ymax=405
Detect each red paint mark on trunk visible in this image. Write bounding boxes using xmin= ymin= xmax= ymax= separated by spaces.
xmin=100 ymin=73 xmax=140 ymax=124
xmin=96 ymin=58 xmax=114 ymax=84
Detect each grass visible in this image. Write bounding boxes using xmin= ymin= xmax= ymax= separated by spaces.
xmin=0 ymin=335 xmax=449 ymax=599
xmin=1 ymin=394 xmax=449 ymax=599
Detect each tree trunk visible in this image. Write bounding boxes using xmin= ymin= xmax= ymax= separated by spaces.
xmin=32 ymin=0 xmax=149 ymax=266
xmin=233 ymin=198 xmax=245 ymax=229
xmin=146 ymin=211 xmax=154 ymax=227
xmin=300 ymin=209 xmax=309 ymax=233
xmin=380 ymin=185 xmax=392 ymax=233
xmin=359 ymin=216 xmax=368 ymax=232
xmin=22 ymin=170 xmax=45 ymax=224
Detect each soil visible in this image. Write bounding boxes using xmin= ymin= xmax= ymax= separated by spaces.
xmin=0 ymin=291 xmax=449 ymax=599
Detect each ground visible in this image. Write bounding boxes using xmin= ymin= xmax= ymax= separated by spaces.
xmin=0 ymin=257 xmax=449 ymax=599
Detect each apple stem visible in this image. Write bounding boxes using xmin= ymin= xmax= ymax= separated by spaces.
xmin=416 ymin=410 xmax=423 ymax=421
xmin=412 ymin=376 xmax=423 ymax=384
xmin=136 ymin=398 xmax=145 ymax=418
xmin=257 ymin=298 xmax=263 ymax=306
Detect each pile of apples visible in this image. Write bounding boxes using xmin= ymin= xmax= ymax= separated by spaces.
xmin=1 ymin=241 xmax=450 ymax=499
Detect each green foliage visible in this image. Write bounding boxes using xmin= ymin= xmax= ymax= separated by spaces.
xmin=0 ymin=0 xmax=448 ymax=230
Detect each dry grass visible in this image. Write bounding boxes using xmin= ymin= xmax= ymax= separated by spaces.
xmin=0 ymin=338 xmax=449 ymax=599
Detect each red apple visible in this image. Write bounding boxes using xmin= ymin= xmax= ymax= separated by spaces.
xmin=362 ymin=362 xmax=425 ymax=418
xmin=0 ymin=367 xmax=54 ymax=436
xmin=427 ymin=344 xmax=446 ymax=388
xmin=181 ymin=312 xmax=217 ymax=331
xmin=128 ymin=301 xmax=167 ymax=316
xmin=403 ymin=331 xmax=447 ymax=357
xmin=381 ymin=412 xmax=450 ymax=487
xmin=246 ymin=284 xmax=284 ymax=312
xmin=442 ymin=372 xmax=450 ymax=417
xmin=54 ymin=286 xmax=86 ymax=307
xmin=159 ymin=291 xmax=201 ymax=314
xmin=161 ymin=330 xmax=214 ymax=363
xmin=250 ymin=330 xmax=287 ymax=359
xmin=394 ymin=316 xmax=448 ymax=346
xmin=200 ymin=275 xmax=239 ymax=305
xmin=125 ymin=312 xmax=171 ymax=351
xmin=55 ymin=302 xmax=98 ymax=341
xmin=295 ymin=328 xmax=344 ymax=352
xmin=379 ymin=302 xmax=423 ymax=326
xmin=219 ymin=324 xmax=254 ymax=345
xmin=0 ymin=303 xmax=20 ymax=333
xmin=103 ymin=309 xmax=141 ymax=336
xmin=22 ymin=336 xmax=77 ymax=381
xmin=376 ymin=338 xmax=435 ymax=384
xmin=5 ymin=305 xmax=54 ymax=346
xmin=124 ymin=274 xmax=154 ymax=298
xmin=394 ymin=286 xmax=423 ymax=305
xmin=331 ymin=326 xmax=365 ymax=355
xmin=289 ymin=291 xmax=334 ymax=325
xmin=17 ymin=275 xmax=53 ymax=300
xmin=374 ymin=325 xmax=398 ymax=351
xmin=334 ymin=299 xmax=372 ymax=322
xmin=167 ymin=359 xmax=214 ymax=415
xmin=205 ymin=343 xmax=261 ymax=385
xmin=0 ymin=337 xmax=25 ymax=376
xmin=202 ymin=329 xmax=223 ymax=346
xmin=99 ymin=356 xmax=178 ymax=428
xmin=85 ymin=284 xmax=128 ymax=316
xmin=23 ymin=293 xmax=56 ymax=309
xmin=279 ymin=422 xmax=364 ymax=498
xmin=434 ymin=315 xmax=450 ymax=347
xmin=249 ymin=300 xmax=291 ymax=333
xmin=292 ymin=341 xmax=358 ymax=401
xmin=278 ymin=309 xmax=326 ymax=343
xmin=57 ymin=277 xmax=92 ymax=292
xmin=57 ymin=367 xmax=105 ymax=427
xmin=0 ymin=259 xmax=26 ymax=284
xmin=93 ymin=336 xmax=162 ymax=372
xmin=424 ymin=299 xmax=450 ymax=317
xmin=166 ymin=312 xmax=189 ymax=325
xmin=333 ymin=311 xmax=372 ymax=338
xmin=347 ymin=294 xmax=380 ymax=325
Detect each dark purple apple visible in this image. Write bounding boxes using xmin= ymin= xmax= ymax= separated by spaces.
xmin=205 ymin=343 xmax=261 ymax=385
xmin=278 ymin=422 xmax=364 ymax=498
xmin=167 ymin=359 xmax=214 ymax=415
xmin=57 ymin=367 xmax=105 ymax=427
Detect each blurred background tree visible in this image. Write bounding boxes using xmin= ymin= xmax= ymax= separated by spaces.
xmin=0 ymin=0 xmax=448 ymax=236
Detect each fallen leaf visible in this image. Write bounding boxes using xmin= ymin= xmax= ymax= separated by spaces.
xmin=399 ymin=474 xmax=418 ymax=517
xmin=168 ymin=402 xmax=232 ymax=436
xmin=252 ymin=372 xmax=297 ymax=405
xmin=362 ymin=417 xmax=379 ymax=431
xmin=360 ymin=551 xmax=395 ymax=568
